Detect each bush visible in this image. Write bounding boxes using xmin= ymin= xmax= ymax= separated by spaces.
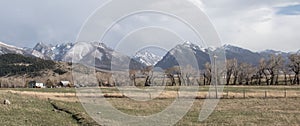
xmin=53 ymin=69 xmax=67 ymax=75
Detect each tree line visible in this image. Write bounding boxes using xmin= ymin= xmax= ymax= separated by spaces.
xmin=126 ymin=53 xmax=300 ymax=87
xmin=224 ymin=54 xmax=300 ymax=85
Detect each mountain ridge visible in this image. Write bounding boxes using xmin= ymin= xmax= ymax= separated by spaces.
xmin=0 ymin=41 xmax=298 ymax=70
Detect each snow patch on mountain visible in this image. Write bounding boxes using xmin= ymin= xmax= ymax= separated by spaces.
xmin=31 ymin=50 xmax=48 ymax=59
xmin=30 ymin=42 xmax=74 ymax=61
xmin=223 ymin=44 xmax=249 ymax=53
xmin=260 ymin=49 xmax=285 ymax=56
xmin=0 ymin=41 xmax=22 ymax=50
xmin=0 ymin=41 xmax=26 ymax=55
xmin=134 ymin=51 xmax=162 ymax=66
xmin=182 ymin=41 xmax=202 ymax=50
xmin=63 ymin=42 xmax=96 ymax=62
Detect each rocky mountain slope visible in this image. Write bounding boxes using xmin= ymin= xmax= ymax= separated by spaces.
xmin=0 ymin=41 xmax=298 ymax=70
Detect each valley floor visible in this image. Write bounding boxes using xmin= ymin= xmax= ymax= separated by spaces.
xmin=0 ymin=86 xmax=300 ymax=125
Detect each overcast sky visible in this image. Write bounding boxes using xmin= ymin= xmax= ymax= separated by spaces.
xmin=0 ymin=0 xmax=299 ymax=52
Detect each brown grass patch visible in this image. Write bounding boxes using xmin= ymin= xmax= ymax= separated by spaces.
xmin=5 ymin=90 xmax=78 ymax=102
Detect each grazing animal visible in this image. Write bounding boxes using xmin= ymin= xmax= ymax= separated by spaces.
xmin=3 ymin=99 xmax=11 ymax=105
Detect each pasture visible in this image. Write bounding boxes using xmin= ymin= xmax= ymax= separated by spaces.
xmin=1 ymin=86 xmax=300 ymax=125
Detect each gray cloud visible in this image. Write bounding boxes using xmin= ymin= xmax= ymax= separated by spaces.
xmin=200 ymin=0 xmax=300 ymax=52
xmin=0 ymin=0 xmax=105 ymax=47
xmin=0 ymin=0 xmax=299 ymax=52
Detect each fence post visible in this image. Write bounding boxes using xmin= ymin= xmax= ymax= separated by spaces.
xmin=265 ymin=90 xmax=267 ymax=98
xmin=227 ymin=90 xmax=229 ymax=98
xmin=284 ymin=89 xmax=287 ymax=98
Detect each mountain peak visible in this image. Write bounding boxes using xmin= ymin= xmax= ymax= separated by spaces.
xmin=31 ymin=42 xmax=76 ymax=61
xmin=223 ymin=44 xmax=242 ymax=49
xmin=183 ymin=41 xmax=191 ymax=45
xmin=0 ymin=41 xmax=22 ymax=50
xmin=260 ymin=49 xmax=285 ymax=56
xmin=0 ymin=41 xmax=26 ymax=55
xmin=182 ymin=41 xmax=201 ymax=49
xmin=134 ymin=51 xmax=162 ymax=66
xmin=223 ymin=44 xmax=254 ymax=53
xmin=36 ymin=42 xmax=48 ymax=47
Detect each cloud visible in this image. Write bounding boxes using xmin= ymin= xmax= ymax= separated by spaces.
xmin=0 ymin=0 xmax=299 ymax=52
xmin=0 ymin=0 xmax=105 ymax=47
xmin=102 ymin=12 xmax=201 ymax=51
xmin=200 ymin=0 xmax=300 ymax=52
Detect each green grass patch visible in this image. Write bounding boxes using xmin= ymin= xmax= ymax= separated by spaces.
xmin=0 ymin=92 xmax=77 ymax=125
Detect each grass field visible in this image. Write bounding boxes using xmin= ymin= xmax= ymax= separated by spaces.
xmin=1 ymin=86 xmax=300 ymax=125
xmin=0 ymin=88 xmax=76 ymax=93
xmin=0 ymin=91 xmax=78 ymax=125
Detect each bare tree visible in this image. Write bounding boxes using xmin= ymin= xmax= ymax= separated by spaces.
xmin=275 ymin=56 xmax=284 ymax=85
xmin=203 ymin=62 xmax=212 ymax=85
xmin=173 ymin=66 xmax=182 ymax=86
xmin=181 ymin=65 xmax=196 ymax=86
xmin=265 ymin=55 xmax=283 ymax=85
xmin=226 ymin=59 xmax=237 ymax=85
xmin=164 ymin=66 xmax=182 ymax=86
xmin=232 ymin=62 xmax=240 ymax=85
xmin=257 ymin=58 xmax=267 ymax=85
xmin=129 ymin=70 xmax=137 ymax=86
xmin=238 ymin=63 xmax=255 ymax=85
xmin=165 ymin=68 xmax=176 ymax=86
xmin=237 ymin=63 xmax=245 ymax=85
xmin=141 ymin=66 xmax=153 ymax=86
xmin=282 ymin=66 xmax=289 ymax=85
xmin=250 ymin=67 xmax=258 ymax=85
xmin=289 ymin=54 xmax=300 ymax=84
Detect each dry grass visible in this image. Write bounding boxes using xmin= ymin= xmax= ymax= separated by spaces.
xmin=2 ymin=86 xmax=300 ymax=125
xmin=97 ymin=97 xmax=300 ymax=125
xmin=5 ymin=90 xmax=78 ymax=102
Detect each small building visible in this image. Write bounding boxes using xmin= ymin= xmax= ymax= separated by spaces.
xmin=28 ymin=81 xmax=45 ymax=88
xmin=35 ymin=83 xmax=45 ymax=88
xmin=59 ymin=81 xmax=71 ymax=87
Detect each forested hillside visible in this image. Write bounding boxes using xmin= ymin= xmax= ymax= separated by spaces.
xmin=0 ymin=54 xmax=56 ymax=77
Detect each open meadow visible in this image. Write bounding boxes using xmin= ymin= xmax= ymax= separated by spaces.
xmin=1 ymin=86 xmax=300 ymax=125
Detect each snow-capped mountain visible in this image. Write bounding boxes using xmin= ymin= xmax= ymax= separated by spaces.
xmin=30 ymin=42 xmax=74 ymax=61
xmin=260 ymin=49 xmax=290 ymax=64
xmin=133 ymin=51 xmax=162 ymax=66
xmin=63 ymin=42 xmax=145 ymax=70
xmin=0 ymin=41 xmax=145 ymax=70
xmin=156 ymin=43 xmax=273 ymax=69
xmin=0 ymin=41 xmax=27 ymax=55
xmin=182 ymin=41 xmax=205 ymax=51
xmin=156 ymin=43 xmax=297 ymax=70
xmin=297 ymin=50 xmax=300 ymax=55
xmin=224 ymin=44 xmax=262 ymax=65
xmin=261 ymin=49 xmax=285 ymax=55
xmin=155 ymin=42 xmax=210 ymax=69
xmin=0 ymin=41 xmax=298 ymax=70
xmin=63 ymin=42 xmax=112 ymax=63
xmin=30 ymin=42 xmax=52 ymax=60
xmin=51 ymin=43 xmax=74 ymax=61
